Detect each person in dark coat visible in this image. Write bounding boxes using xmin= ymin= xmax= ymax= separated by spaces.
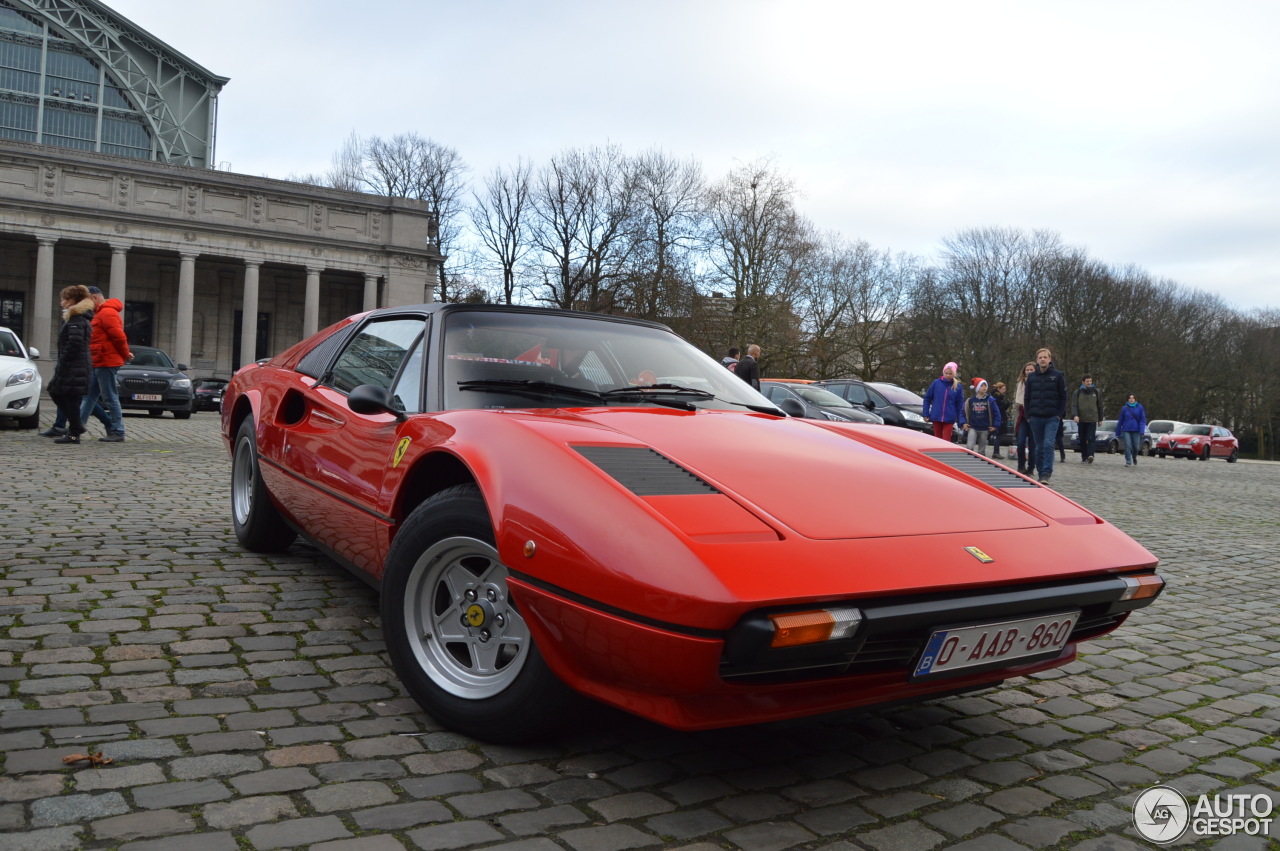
xmin=1024 ymin=347 xmax=1068 ymax=484
xmin=736 ymin=344 xmax=761 ymax=391
xmin=47 ymin=285 xmax=95 ymax=445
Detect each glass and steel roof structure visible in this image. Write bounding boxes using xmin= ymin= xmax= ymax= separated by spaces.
xmin=0 ymin=0 xmax=226 ymax=166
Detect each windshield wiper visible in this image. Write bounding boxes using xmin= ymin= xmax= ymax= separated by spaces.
xmin=608 ymin=384 xmax=786 ymax=415
xmin=601 ymin=383 xmax=714 ymax=399
xmin=457 ymin=379 xmax=607 ymax=403
xmin=458 ymin=379 xmax=698 ymax=411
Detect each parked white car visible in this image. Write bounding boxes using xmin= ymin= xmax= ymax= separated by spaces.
xmin=0 ymin=326 xmax=41 ymax=429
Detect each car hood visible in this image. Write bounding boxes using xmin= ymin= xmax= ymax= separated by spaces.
xmin=508 ymin=409 xmax=1049 ymax=540
xmin=118 ymin=364 xmax=183 ymax=379
xmin=0 ymin=357 xmax=36 ymax=377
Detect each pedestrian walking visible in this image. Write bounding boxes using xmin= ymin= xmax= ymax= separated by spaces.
xmin=1024 ymin=348 xmax=1067 ymax=484
xmin=78 ymin=286 xmax=132 ymax=442
xmin=923 ymin=362 xmax=964 ymax=442
xmin=1072 ymin=375 xmax=1106 ymax=464
xmin=960 ymin=378 xmax=1002 ymax=457
xmin=46 ymin=285 xmax=94 ymax=445
xmin=736 ymin=344 xmax=761 ymax=391
xmin=990 ymin=381 xmax=1010 ymax=459
xmin=721 ymin=347 xmax=740 ymax=373
xmin=1013 ymin=362 xmax=1037 ymax=475
xmin=1116 ymin=393 xmax=1147 ymax=467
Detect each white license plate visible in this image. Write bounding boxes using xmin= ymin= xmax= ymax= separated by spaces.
xmin=912 ymin=610 xmax=1080 ymax=679
xmin=133 ymin=393 xmax=163 ymax=402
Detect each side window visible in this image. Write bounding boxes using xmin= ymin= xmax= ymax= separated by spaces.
xmin=390 ymin=336 xmax=425 ymax=413
xmin=846 ymin=384 xmax=869 ymax=404
xmin=329 ymin=317 xmax=425 ymax=396
xmin=762 ymin=385 xmax=780 ymax=403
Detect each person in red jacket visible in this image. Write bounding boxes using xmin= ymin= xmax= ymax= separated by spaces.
xmin=78 ymin=286 xmax=132 ymax=442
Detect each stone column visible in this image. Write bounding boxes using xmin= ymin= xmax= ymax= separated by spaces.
xmin=174 ymin=252 xmax=198 ymax=368
xmin=363 ymin=273 xmax=379 ymax=313
xmin=108 ymin=242 xmax=130 ymax=305
xmin=240 ymin=258 xmax=261 ymax=368
xmin=33 ymin=234 xmax=57 ymax=360
xmin=304 ymin=265 xmax=323 ymax=338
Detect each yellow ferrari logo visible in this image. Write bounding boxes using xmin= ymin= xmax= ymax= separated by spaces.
xmin=392 ymin=437 xmax=411 ymax=468
xmin=964 ymin=546 xmax=994 ymax=563
xmin=465 ymin=604 xmax=486 ymax=627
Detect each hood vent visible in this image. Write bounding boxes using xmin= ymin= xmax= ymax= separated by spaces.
xmin=923 ymin=451 xmax=1038 ymax=489
xmin=574 ymin=446 xmax=719 ymax=496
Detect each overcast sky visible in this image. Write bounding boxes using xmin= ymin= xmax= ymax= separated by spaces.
xmin=108 ymin=0 xmax=1279 ymax=312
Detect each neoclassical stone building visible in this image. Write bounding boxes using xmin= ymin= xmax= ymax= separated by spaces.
xmin=0 ymin=0 xmax=440 ymax=380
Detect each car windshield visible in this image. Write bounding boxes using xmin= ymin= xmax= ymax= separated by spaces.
xmin=130 ymin=347 xmax=174 ymax=368
xmin=791 ymin=385 xmax=854 ymax=408
xmin=868 ymin=383 xmax=924 ymax=405
xmin=0 ymin=329 xmax=24 ymax=358
xmin=1173 ymin=425 xmax=1212 ymax=436
xmin=442 ymin=311 xmax=779 ymax=413
xmin=1148 ymin=421 xmax=1177 ymax=433
xmin=1099 ymin=420 xmax=1118 ymax=431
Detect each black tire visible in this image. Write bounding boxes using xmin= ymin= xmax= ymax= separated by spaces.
xmin=381 ymin=484 xmax=577 ymax=743
xmin=1200 ymin=447 xmax=1211 ymax=461
xmin=1107 ymin=439 xmax=1119 ymax=455
xmin=148 ymin=408 xmax=163 ymax=418
xmin=173 ymin=406 xmax=192 ymax=420
xmin=1227 ymin=449 xmax=1238 ymax=463
xmin=16 ymin=404 xmax=39 ymax=430
xmin=230 ymin=418 xmax=296 ymax=552
xmin=1158 ymin=451 xmax=1167 ymax=459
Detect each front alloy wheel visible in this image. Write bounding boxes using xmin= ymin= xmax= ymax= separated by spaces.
xmin=382 ymin=485 xmax=576 ymax=742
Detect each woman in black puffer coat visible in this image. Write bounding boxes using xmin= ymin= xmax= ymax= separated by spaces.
xmin=48 ymin=284 xmax=95 ymax=444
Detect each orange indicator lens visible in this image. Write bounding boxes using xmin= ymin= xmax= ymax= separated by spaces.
xmin=768 ymin=607 xmax=862 ymax=648
xmin=1119 ymin=574 xmax=1164 ymax=601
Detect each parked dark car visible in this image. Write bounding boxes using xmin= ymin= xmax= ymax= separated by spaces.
xmin=760 ymin=381 xmax=884 ymax=424
xmin=193 ymin=378 xmax=229 ymax=411
xmin=1144 ymin=419 xmax=1188 ymax=456
xmin=116 ymin=346 xmax=194 ymax=418
xmin=814 ymin=379 xmax=931 ymax=432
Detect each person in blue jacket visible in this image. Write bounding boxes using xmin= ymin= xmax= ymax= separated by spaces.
xmin=960 ymin=378 xmax=1002 ymax=457
xmin=1115 ymin=393 xmax=1147 ymax=467
xmin=923 ymin=361 xmax=964 ymax=442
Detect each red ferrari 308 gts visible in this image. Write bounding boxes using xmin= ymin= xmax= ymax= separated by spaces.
xmin=222 ymin=304 xmax=1163 ymax=742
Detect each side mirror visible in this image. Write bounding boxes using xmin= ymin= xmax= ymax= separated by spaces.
xmin=347 ymin=384 xmax=406 ymax=421
xmin=177 ymin=363 xmax=190 ymax=371
xmin=864 ymin=399 xmax=876 ymax=410
xmin=779 ymin=398 xmax=806 ymax=418
xmin=27 ymin=347 xmax=40 ymax=359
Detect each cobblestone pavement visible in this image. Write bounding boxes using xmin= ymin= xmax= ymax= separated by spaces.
xmin=2 ymin=410 xmax=1278 ymax=851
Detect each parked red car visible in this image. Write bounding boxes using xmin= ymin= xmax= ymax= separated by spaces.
xmin=1156 ymin=424 xmax=1239 ymax=462
xmin=222 ymin=303 xmax=1163 ymax=742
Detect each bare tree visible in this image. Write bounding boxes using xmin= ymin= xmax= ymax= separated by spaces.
xmin=529 ymin=145 xmax=639 ymax=312
xmin=327 ymin=130 xmax=365 ymax=192
xmin=363 ymin=133 xmax=469 ymax=301
xmin=470 ymin=160 xmax=533 ymax=305
xmin=704 ymin=158 xmax=811 ymax=372
xmin=618 ymin=149 xmax=705 ymax=321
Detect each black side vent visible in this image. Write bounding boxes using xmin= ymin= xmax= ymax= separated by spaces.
xmin=573 ymin=446 xmax=719 ymax=496
xmin=923 ymin=451 xmax=1038 ymax=489
xmin=297 ymin=325 xmax=357 ymax=379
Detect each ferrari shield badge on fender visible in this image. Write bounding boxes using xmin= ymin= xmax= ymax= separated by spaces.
xmin=392 ymin=437 xmax=411 ymax=468
xmin=964 ymin=546 xmax=994 ymax=563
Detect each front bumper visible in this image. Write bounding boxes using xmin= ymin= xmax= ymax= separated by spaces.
xmin=118 ymin=378 xmax=192 ymax=412
xmin=510 ymin=571 xmax=1161 ymax=730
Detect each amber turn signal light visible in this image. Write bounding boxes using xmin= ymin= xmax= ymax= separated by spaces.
xmin=1119 ymin=574 xmax=1164 ymax=601
xmin=768 ymin=607 xmax=863 ymax=648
